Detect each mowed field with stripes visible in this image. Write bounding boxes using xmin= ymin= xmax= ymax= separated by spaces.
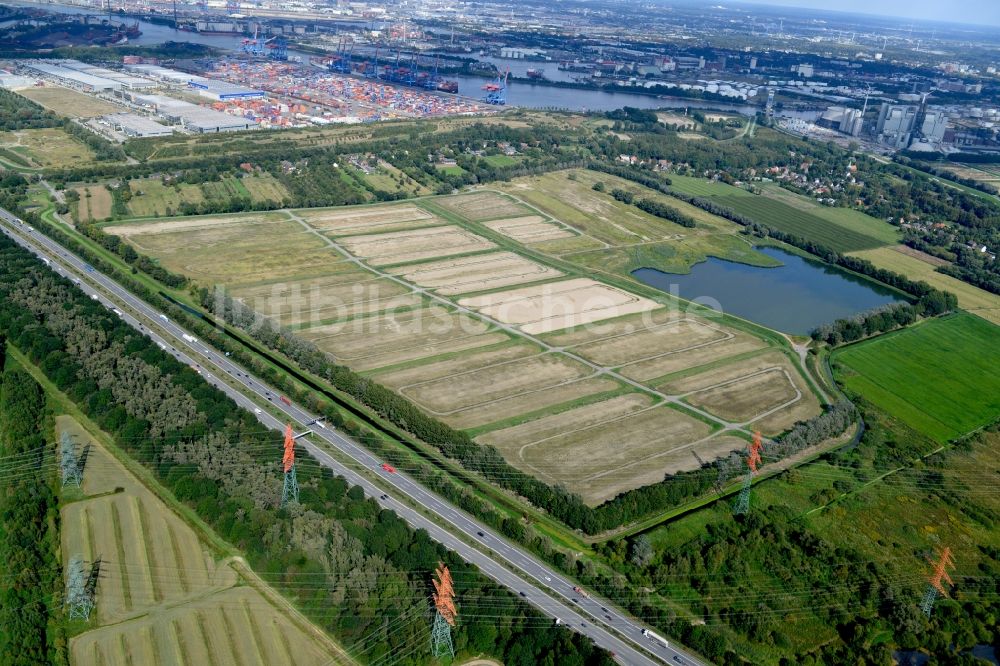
xmin=59 ymin=416 xmax=344 ymax=666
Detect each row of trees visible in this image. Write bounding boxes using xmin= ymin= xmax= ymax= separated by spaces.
xmin=0 ymin=232 xmax=614 ymax=666
xmin=602 ymin=185 xmax=698 ymax=228
xmin=0 ymin=361 xmax=67 ymax=664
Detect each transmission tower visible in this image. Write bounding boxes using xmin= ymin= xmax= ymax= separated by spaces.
xmin=921 ymin=547 xmax=955 ymax=617
xmin=430 ymin=562 xmax=457 ymax=658
xmin=733 ymin=431 xmax=764 ymax=516
xmin=60 ymin=431 xmax=82 ymax=488
xmin=281 ymin=423 xmax=299 ymax=507
xmin=65 ymin=555 xmax=94 ymax=620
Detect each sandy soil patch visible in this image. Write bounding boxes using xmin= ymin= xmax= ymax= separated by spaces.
xmin=399 ymin=353 xmax=593 ymax=414
xmin=567 ymin=317 xmax=732 ymax=367
xmin=392 ymin=251 xmax=562 ymax=295
xmin=296 ymin=203 xmax=438 ymax=234
xmin=236 ymin=276 xmax=418 ymax=326
xmin=108 ymin=213 xmax=280 ymax=237
xmin=513 ymin=404 xmax=719 ymax=505
xmin=373 ymin=343 xmax=540 ymax=388
xmin=458 ymin=277 xmax=660 ymax=334
xmin=337 ymin=225 xmax=496 ymax=266
xmin=302 ymin=305 xmax=506 ymax=370
xmin=446 ymin=377 xmax=621 ymax=430
xmin=619 ymin=331 xmax=768 ymax=383
xmin=435 ymin=191 xmax=531 ymax=221
xmin=483 ymin=216 xmax=573 ymax=243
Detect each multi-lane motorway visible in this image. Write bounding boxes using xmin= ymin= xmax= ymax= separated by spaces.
xmin=0 ymin=210 xmax=704 ymax=666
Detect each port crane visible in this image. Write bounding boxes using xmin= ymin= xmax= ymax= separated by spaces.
xmin=483 ymin=67 xmax=509 ymax=105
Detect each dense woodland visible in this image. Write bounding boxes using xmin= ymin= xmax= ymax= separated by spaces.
xmin=0 ymin=88 xmax=60 ymax=131
xmin=0 ymin=360 xmax=67 ymax=665
xmin=0 ymin=233 xmax=615 ymax=666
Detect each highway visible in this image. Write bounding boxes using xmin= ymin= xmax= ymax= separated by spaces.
xmin=0 ymin=210 xmax=704 ymax=666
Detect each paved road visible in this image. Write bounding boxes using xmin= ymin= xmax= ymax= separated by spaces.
xmin=0 ymin=211 xmax=705 ymax=666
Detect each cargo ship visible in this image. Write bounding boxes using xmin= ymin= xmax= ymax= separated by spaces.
xmin=525 ymin=68 xmax=544 ymax=80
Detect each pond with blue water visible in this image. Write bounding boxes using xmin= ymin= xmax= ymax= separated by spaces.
xmin=632 ymin=246 xmax=907 ymax=334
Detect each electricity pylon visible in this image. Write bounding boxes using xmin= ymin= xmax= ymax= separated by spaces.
xmin=430 ymin=562 xmax=457 ymax=658
xmin=921 ymin=547 xmax=955 ymax=617
xmin=733 ymin=431 xmax=764 ymax=516
xmin=65 ymin=555 xmax=94 ymax=620
xmin=281 ymin=423 xmax=299 ymax=507
xmin=60 ymin=431 xmax=82 ymax=488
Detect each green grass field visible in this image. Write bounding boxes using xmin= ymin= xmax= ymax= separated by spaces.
xmin=668 ymin=175 xmax=751 ymax=198
xmin=834 ymin=313 xmax=1000 ymax=441
xmin=668 ymin=177 xmax=896 ymax=253
xmin=714 ymin=195 xmax=888 ymax=253
xmin=483 ymin=154 xmax=518 ymax=167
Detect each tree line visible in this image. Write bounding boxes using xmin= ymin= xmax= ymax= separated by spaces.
xmin=0 ymin=361 xmax=68 ymax=665
xmin=0 ymin=231 xmax=615 ymax=666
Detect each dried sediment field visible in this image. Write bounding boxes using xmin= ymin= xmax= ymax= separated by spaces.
xmin=108 ymin=214 xmax=336 ymax=284
xmin=336 ymin=225 xmax=497 ymax=266
xmin=483 ymin=216 xmax=573 ymax=243
xmin=434 ymin=191 xmax=532 ymax=221
xmin=300 ymin=305 xmax=508 ymax=371
xmin=660 ymin=351 xmax=822 ymax=433
xmin=617 ymin=330 xmax=769 ymax=383
xmin=398 ymin=353 xmax=595 ymax=415
xmin=372 ymin=342 xmax=542 ymax=388
xmin=458 ymin=277 xmax=660 ymax=334
xmin=391 ymin=251 xmax=563 ymax=295
xmin=562 ymin=317 xmax=733 ymax=368
xmin=488 ymin=402 xmax=725 ymax=505
xmin=233 ymin=274 xmax=419 ymax=327
xmin=296 ymin=203 xmax=441 ymax=235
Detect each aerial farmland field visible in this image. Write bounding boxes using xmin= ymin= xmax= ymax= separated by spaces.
xmin=110 ymin=189 xmax=824 ymax=507
xmin=833 ymin=313 xmax=1000 ymax=441
xmin=57 ymin=416 xmax=343 ymax=666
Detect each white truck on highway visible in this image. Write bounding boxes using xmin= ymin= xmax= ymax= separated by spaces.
xmin=642 ymin=629 xmax=669 ymax=648
xmin=182 ymin=333 xmax=198 ymax=343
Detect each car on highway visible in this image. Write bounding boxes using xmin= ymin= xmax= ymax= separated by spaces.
xmin=254 ymin=408 xmax=262 ymax=415
xmin=381 ymin=463 xmax=396 ymax=473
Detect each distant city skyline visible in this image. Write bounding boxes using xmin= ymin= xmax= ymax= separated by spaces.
xmin=736 ymin=0 xmax=1000 ymax=27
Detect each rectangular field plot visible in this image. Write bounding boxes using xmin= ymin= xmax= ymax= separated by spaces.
xmin=71 ymin=587 xmax=335 ymax=666
xmin=483 ymin=216 xmax=574 ymax=243
xmin=109 ymin=214 xmax=339 ymax=284
xmin=60 ymin=421 xmax=234 ymax=625
xmin=668 ymin=352 xmax=821 ymax=433
xmin=617 ymin=329 xmax=768 ymax=383
xmin=391 ymin=251 xmax=563 ymax=295
xmin=458 ymin=277 xmax=660 ymax=334
xmin=481 ymin=400 xmax=727 ymax=505
xmin=336 ymin=225 xmax=496 ymax=266
xmin=834 ymin=313 xmax=1000 ymax=441
xmin=296 ymin=203 xmax=441 ymax=235
xmin=399 ymin=353 xmax=595 ymax=415
xmin=300 ymin=305 xmax=508 ymax=370
xmin=373 ymin=342 xmax=542 ymax=387
xmin=232 ymin=274 xmax=419 ymax=327
xmin=563 ymin=316 xmax=734 ymax=368
xmin=434 ymin=191 xmax=533 ymax=221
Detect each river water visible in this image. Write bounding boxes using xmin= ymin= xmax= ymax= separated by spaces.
xmin=632 ymin=246 xmax=907 ymax=334
xmin=6 ymin=0 xmax=825 ymax=116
